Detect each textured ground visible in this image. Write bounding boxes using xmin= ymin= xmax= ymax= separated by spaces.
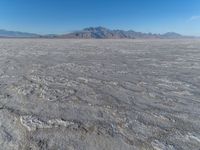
xmin=0 ymin=39 xmax=200 ymax=150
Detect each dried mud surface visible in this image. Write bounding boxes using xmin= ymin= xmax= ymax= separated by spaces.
xmin=0 ymin=39 xmax=200 ymax=150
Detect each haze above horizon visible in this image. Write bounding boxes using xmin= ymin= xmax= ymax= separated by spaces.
xmin=0 ymin=0 xmax=200 ymax=36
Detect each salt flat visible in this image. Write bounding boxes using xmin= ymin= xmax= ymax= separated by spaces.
xmin=0 ymin=39 xmax=200 ymax=150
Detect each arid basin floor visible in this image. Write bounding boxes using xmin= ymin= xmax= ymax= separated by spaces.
xmin=0 ymin=39 xmax=200 ymax=150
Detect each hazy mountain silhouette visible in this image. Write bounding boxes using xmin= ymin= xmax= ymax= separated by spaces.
xmin=59 ymin=27 xmax=188 ymax=39
xmin=0 ymin=29 xmax=40 ymax=38
xmin=0 ymin=27 xmax=194 ymax=39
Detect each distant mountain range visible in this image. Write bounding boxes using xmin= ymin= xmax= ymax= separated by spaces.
xmin=60 ymin=27 xmax=186 ymax=39
xmin=0 ymin=29 xmax=40 ymax=38
xmin=0 ymin=27 xmax=196 ymax=39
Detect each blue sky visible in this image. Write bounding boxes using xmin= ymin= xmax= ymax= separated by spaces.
xmin=0 ymin=0 xmax=200 ymax=35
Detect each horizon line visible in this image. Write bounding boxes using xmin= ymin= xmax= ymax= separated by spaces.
xmin=0 ymin=26 xmax=198 ymax=37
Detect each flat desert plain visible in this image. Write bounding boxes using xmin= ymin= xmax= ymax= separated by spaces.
xmin=0 ymin=39 xmax=200 ymax=150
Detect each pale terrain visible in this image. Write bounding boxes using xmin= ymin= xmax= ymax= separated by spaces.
xmin=0 ymin=39 xmax=200 ymax=150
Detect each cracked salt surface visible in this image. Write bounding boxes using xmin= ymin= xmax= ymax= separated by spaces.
xmin=0 ymin=39 xmax=200 ymax=149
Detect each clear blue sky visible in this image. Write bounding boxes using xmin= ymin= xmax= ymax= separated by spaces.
xmin=0 ymin=0 xmax=200 ymax=35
